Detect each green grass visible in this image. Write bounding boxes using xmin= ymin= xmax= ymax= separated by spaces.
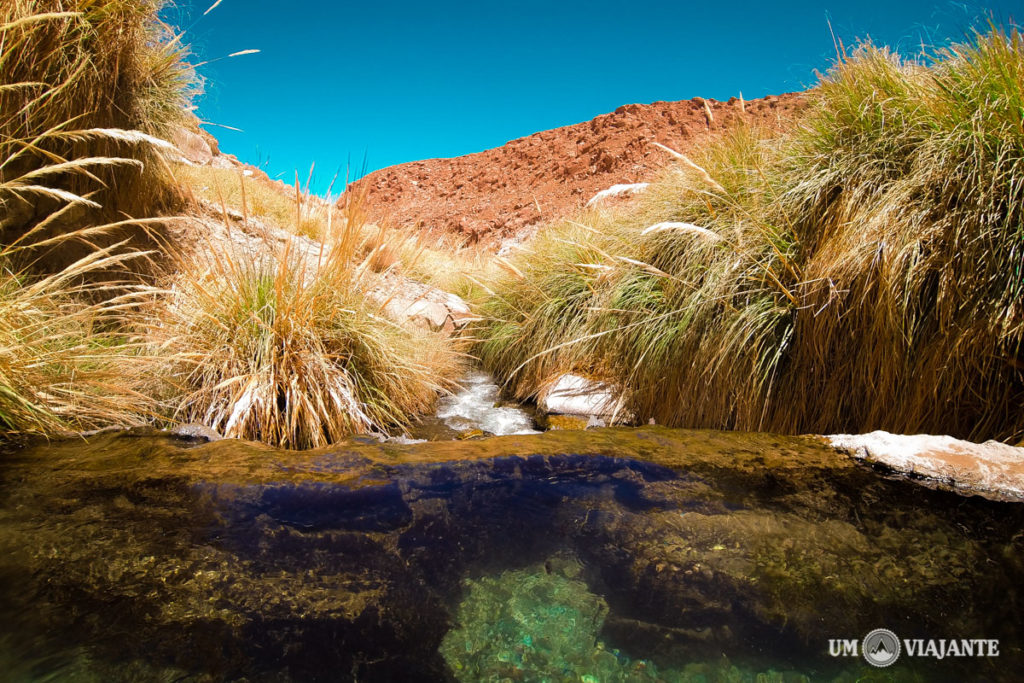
xmin=477 ymin=27 xmax=1024 ymax=442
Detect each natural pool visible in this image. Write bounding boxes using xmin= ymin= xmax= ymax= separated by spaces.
xmin=0 ymin=427 xmax=1020 ymax=681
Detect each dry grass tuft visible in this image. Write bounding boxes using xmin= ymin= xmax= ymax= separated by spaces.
xmin=148 ymin=197 xmax=462 ymax=449
xmin=0 ymin=239 xmax=158 ymax=436
xmin=0 ymin=1 xmax=197 ymax=437
xmin=477 ymin=27 xmax=1024 ymax=442
xmin=1 ymin=0 xmax=196 ymax=271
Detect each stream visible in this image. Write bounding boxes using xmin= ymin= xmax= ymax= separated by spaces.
xmin=0 ymin=423 xmax=1021 ymax=681
xmin=408 ymin=370 xmax=541 ymax=441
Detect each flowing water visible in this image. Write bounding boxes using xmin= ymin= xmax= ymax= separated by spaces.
xmin=0 ymin=427 xmax=1021 ymax=682
xmin=409 ymin=369 xmax=541 ymax=440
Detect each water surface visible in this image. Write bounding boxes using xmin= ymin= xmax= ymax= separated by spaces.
xmin=0 ymin=427 xmax=1020 ymax=681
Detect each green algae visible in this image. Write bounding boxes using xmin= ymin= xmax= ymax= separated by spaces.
xmin=440 ymin=557 xmax=612 ymax=682
xmin=438 ymin=556 xmax=929 ymax=683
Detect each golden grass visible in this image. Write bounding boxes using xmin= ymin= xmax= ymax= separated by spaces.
xmin=0 ymin=2 xmax=197 ymax=437
xmin=176 ymin=164 xmax=490 ymax=295
xmin=0 ymin=3 xmax=469 ymax=446
xmin=477 ymin=27 xmax=1024 ymax=442
xmin=1 ymin=0 xmax=197 ymax=277
xmin=0 ymin=235 xmax=158 ymax=437
xmin=173 ymin=164 xmax=322 ymax=235
xmin=147 ymin=197 xmax=463 ymax=449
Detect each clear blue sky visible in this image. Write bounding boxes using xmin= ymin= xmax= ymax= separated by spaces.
xmin=165 ymin=1 xmax=1020 ymax=194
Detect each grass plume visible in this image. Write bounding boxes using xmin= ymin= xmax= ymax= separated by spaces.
xmin=477 ymin=27 xmax=1024 ymax=442
xmin=148 ymin=197 xmax=462 ymax=449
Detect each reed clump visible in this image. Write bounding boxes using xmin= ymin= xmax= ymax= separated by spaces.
xmin=1 ymin=3 xmax=461 ymax=447
xmin=147 ymin=196 xmax=462 ymax=449
xmin=477 ymin=27 xmax=1024 ymax=442
xmin=0 ymin=242 xmax=158 ymax=437
xmin=1 ymin=0 xmax=195 ymax=269
xmin=0 ymin=1 xmax=194 ymax=437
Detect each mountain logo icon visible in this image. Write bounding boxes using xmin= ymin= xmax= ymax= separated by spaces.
xmin=862 ymin=628 xmax=901 ymax=667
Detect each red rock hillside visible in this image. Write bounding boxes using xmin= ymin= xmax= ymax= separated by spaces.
xmin=350 ymin=93 xmax=805 ymax=246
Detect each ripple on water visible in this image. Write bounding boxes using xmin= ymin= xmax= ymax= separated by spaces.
xmin=434 ymin=370 xmax=540 ymax=436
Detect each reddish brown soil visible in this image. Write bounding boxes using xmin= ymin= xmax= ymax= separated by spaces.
xmin=350 ymin=93 xmax=805 ymax=246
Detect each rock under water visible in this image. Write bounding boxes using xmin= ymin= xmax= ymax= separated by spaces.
xmin=0 ymin=427 xmax=1021 ymax=681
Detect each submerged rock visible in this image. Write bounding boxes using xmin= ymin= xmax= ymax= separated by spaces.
xmin=166 ymin=422 xmax=223 ymax=442
xmin=440 ymin=556 xmax=818 ymax=683
xmin=545 ymin=414 xmax=593 ymax=431
xmin=440 ymin=559 xmax=611 ymax=681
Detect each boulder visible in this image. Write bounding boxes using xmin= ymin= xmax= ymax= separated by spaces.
xmin=383 ymin=298 xmax=453 ymax=330
xmin=539 ymin=374 xmax=624 ymax=419
xmin=828 ymin=430 xmax=1024 ymax=501
xmin=371 ymin=276 xmax=473 ymax=333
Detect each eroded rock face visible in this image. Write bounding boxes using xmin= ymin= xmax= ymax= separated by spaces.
xmin=0 ymin=428 xmax=1021 ymax=681
xmin=350 ymin=94 xmax=805 ymax=246
xmin=368 ymin=274 xmax=473 ymax=332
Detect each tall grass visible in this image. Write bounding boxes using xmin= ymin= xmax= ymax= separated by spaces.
xmin=477 ymin=27 xmax=1024 ymax=442
xmin=0 ymin=2 xmax=195 ymax=438
xmin=1 ymin=0 xmax=196 ymax=266
xmin=148 ymin=198 xmax=462 ymax=449
xmin=175 ymin=164 xmax=331 ymax=239
xmin=0 ymin=242 xmax=156 ymax=437
xmin=178 ymin=164 xmax=491 ymax=299
xmin=1 ymin=4 xmax=465 ymax=446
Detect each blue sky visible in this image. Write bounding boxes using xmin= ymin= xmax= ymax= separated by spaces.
xmin=167 ymin=1 xmax=1020 ymax=194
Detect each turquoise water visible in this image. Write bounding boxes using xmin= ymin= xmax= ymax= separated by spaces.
xmin=0 ymin=427 xmax=1019 ymax=681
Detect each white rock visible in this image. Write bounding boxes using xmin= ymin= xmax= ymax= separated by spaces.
xmin=828 ymin=431 xmax=1024 ymax=501
xmin=170 ymin=126 xmax=214 ymax=165
xmin=540 ymin=374 xmax=622 ymax=418
xmin=370 ymin=278 xmax=473 ymax=333
xmin=585 ymin=182 xmax=649 ymax=207
xmin=384 ymin=298 xmax=452 ymax=330
xmin=443 ymin=292 xmax=472 ymax=315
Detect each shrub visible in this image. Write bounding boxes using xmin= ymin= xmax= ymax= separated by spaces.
xmin=149 ymin=207 xmax=462 ymax=449
xmin=477 ymin=27 xmax=1024 ymax=442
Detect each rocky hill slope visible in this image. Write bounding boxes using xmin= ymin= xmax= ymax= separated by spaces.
xmin=352 ymin=93 xmax=804 ymax=246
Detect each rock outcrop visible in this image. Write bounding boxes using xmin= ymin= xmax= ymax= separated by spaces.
xmin=539 ymin=374 xmax=625 ymax=420
xmin=3 ymin=427 xmax=1022 ymax=680
xmin=350 ymin=94 xmax=804 ymax=246
xmin=369 ymin=274 xmax=473 ymax=332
